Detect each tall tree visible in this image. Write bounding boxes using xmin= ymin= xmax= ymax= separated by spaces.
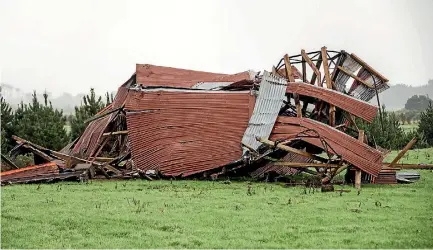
xmin=70 ymin=88 xmax=107 ymax=140
xmin=418 ymin=101 xmax=433 ymax=146
xmin=12 ymin=91 xmax=69 ymax=150
xmin=1 ymin=95 xmax=14 ymax=152
xmin=405 ymin=95 xmax=432 ymax=111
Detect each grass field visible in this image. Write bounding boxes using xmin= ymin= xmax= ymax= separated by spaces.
xmin=400 ymin=123 xmax=419 ymax=133
xmin=2 ymin=150 xmax=433 ymax=248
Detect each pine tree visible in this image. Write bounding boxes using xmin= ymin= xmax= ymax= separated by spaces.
xmin=418 ymin=101 xmax=433 ymax=146
xmin=358 ymin=106 xmax=412 ymax=149
xmin=12 ymin=91 xmax=69 ymax=150
xmin=70 ymin=88 xmax=107 ymax=140
xmin=1 ymin=95 xmax=14 ymax=152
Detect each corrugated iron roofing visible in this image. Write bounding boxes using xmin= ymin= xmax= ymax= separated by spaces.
xmin=71 ymin=114 xmax=113 ymax=158
xmin=271 ymin=116 xmax=383 ymax=176
xmin=125 ymin=89 xmax=253 ymax=177
xmin=286 ymin=82 xmax=378 ymax=122
xmin=241 ymin=71 xmax=287 ymax=151
xmin=136 ymin=64 xmax=252 ymax=88
xmin=1 ymin=162 xmax=58 ymax=182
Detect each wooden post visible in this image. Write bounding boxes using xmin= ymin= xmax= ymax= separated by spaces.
xmin=284 ymin=54 xmax=295 ymax=82
xmin=302 ymin=56 xmax=307 ymax=83
xmin=321 ymin=47 xmax=336 ymax=126
xmin=355 ymin=130 xmax=365 ymax=190
xmin=355 ymin=169 xmax=361 ymax=190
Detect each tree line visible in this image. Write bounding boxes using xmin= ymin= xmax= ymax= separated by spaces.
xmin=1 ymin=88 xmax=113 ymax=153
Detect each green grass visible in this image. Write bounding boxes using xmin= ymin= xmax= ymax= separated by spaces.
xmin=400 ymin=123 xmax=418 ymax=133
xmin=2 ymin=149 xmax=433 ymax=248
xmin=2 ymin=170 xmax=433 ymax=248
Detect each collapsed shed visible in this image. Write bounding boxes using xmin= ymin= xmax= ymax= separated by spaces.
xmin=4 ymin=46 xmax=422 ymax=186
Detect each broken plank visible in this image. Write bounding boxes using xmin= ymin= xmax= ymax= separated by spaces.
xmin=386 ymin=138 xmax=417 ymax=169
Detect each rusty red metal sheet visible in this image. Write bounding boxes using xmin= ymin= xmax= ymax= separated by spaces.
xmin=136 ymin=64 xmax=251 ymax=88
xmin=71 ymin=114 xmax=113 ymax=158
xmin=286 ymin=82 xmax=378 ymax=122
xmin=125 ymin=89 xmax=252 ymax=177
xmin=112 ymin=86 xmax=130 ymax=108
xmin=271 ymin=116 xmax=383 ymax=176
xmin=1 ymin=162 xmax=58 ymax=181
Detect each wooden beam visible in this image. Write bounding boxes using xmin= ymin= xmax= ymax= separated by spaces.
xmin=337 ymin=66 xmax=374 ymax=88
xmin=386 ymin=138 xmax=417 ymax=169
xmin=258 ymin=137 xmax=324 ymax=162
xmin=283 ymin=54 xmax=295 ymax=82
xmin=321 ymin=47 xmax=333 ymax=89
xmin=355 ymin=169 xmax=361 ymax=189
xmin=321 ymin=47 xmax=336 ymax=126
xmin=302 ymin=56 xmax=307 ymax=83
xmin=1 ymin=154 xmax=18 ymax=169
xmin=355 ymin=130 xmax=365 ymax=190
xmin=274 ymin=162 xmax=340 ymax=168
xmin=350 ymin=53 xmax=389 ymax=82
xmin=301 ymin=49 xmax=321 ymax=86
xmin=102 ymin=130 xmax=128 ymax=136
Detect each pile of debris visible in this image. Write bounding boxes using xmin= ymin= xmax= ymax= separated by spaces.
xmin=2 ymin=47 xmax=431 ymax=186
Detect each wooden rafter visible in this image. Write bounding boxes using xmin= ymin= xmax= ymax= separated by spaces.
xmin=350 ymin=53 xmax=389 ymax=82
xmin=337 ymin=66 xmax=374 ymax=88
xmin=301 ymin=49 xmax=321 ymax=86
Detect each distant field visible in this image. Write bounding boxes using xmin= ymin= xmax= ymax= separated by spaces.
xmin=400 ymin=123 xmax=418 ymax=133
xmin=2 ymin=149 xmax=433 ymax=249
xmin=63 ymin=124 xmax=71 ymax=134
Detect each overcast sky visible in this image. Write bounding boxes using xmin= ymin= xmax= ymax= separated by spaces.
xmin=1 ymin=0 xmax=432 ymax=96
